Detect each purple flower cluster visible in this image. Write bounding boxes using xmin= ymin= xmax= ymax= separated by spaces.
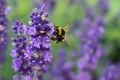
xmin=11 ymin=21 xmax=32 ymax=76
xmin=0 ymin=0 xmax=8 ymax=68
xmin=99 ymin=64 xmax=120 ymax=80
xmin=51 ymin=48 xmax=76 ymax=80
xmin=25 ymin=4 xmax=53 ymax=73
xmin=42 ymin=0 xmax=56 ymax=13
xmin=97 ymin=0 xmax=109 ymax=15
xmin=11 ymin=4 xmax=54 ymax=80
xmin=76 ymin=17 xmax=104 ymax=80
xmin=31 ymin=0 xmax=56 ymax=13
xmin=76 ymin=0 xmax=109 ymax=79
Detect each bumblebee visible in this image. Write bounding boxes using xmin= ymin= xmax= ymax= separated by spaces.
xmin=49 ymin=25 xmax=71 ymax=47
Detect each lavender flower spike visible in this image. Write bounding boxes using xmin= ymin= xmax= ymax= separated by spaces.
xmin=11 ymin=21 xmax=32 ymax=78
xmin=31 ymin=0 xmax=56 ymax=13
xmin=97 ymin=0 xmax=109 ymax=15
xmin=51 ymin=48 xmax=76 ymax=80
xmin=25 ymin=4 xmax=54 ymax=79
xmin=0 ymin=0 xmax=8 ymax=69
xmin=99 ymin=64 xmax=120 ymax=80
xmin=76 ymin=6 xmax=106 ymax=80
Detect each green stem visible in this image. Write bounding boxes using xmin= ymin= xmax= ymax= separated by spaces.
xmin=33 ymin=69 xmax=38 ymax=80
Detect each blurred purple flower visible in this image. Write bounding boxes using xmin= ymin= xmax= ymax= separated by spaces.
xmin=99 ymin=64 xmax=120 ymax=80
xmin=77 ymin=5 xmax=107 ymax=80
xmin=51 ymin=48 xmax=76 ymax=80
xmin=13 ymin=75 xmax=19 ymax=80
xmin=0 ymin=0 xmax=8 ymax=68
xmin=97 ymin=0 xmax=109 ymax=15
xmin=85 ymin=7 xmax=95 ymax=19
xmin=76 ymin=71 xmax=92 ymax=80
xmin=31 ymin=0 xmax=56 ymax=13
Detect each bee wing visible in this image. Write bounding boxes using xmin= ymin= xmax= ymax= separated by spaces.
xmin=64 ymin=35 xmax=72 ymax=48
xmin=63 ymin=24 xmax=70 ymax=32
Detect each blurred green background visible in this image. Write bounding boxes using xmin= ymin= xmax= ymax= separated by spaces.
xmin=1 ymin=0 xmax=120 ymax=80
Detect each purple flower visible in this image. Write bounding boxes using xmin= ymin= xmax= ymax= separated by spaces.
xmin=77 ymin=3 xmax=108 ymax=79
xmin=0 ymin=0 xmax=8 ymax=68
xmin=31 ymin=0 xmax=56 ymax=13
xmin=76 ymin=71 xmax=92 ymax=80
xmin=85 ymin=7 xmax=95 ymax=19
xmin=24 ymin=4 xmax=54 ymax=79
xmin=11 ymin=21 xmax=32 ymax=76
xmin=13 ymin=75 xmax=19 ymax=80
xmin=26 ymin=76 xmax=33 ymax=80
xmin=97 ymin=0 xmax=109 ymax=15
xmin=11 ymin=48 xmax=19 ymax=58
xmin=42 ymin=37 xmax=51 ymax=48
xmin=51 ymin=48 xmax=76 ymax=80
xmin=12 ymin=20 xmax=26 ymax=35
xmin=12 ymin=57 xmax=23 ymax=71
xmin=30 ymin=37 xmax=41 ymax=48
xmin=43 ymin=51 xmax=52 ymax=62
xmin=99 ymin=64 xmax=120 ymax=80
xmin=28 ymin=27 xmax=37 ymax=35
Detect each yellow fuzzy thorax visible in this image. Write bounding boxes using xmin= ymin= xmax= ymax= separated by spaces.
xmin=58 ymin=27 xmax=62 ymax=35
